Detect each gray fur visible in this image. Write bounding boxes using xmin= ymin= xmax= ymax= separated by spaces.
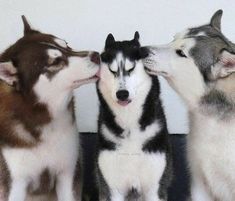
xmin=187 ymin=25 xmax=235 ymax=81
xmin=200 ymin=90 xmax=235 ymax=119
xmin=158 ymin=150 xmax=173 ymax=200
xmin=210 ymin=9 xmax=223 ymax=31
xmin=185 ymin=11 xmax=235 ymax=118
xmin=143 ymin=9 xmax=235 ymax=201
xmin=96 ymin=167 xmax=111 ymax=201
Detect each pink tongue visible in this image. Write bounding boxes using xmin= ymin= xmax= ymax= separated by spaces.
xmin=117 ymin=100 xmax=130 ymax=106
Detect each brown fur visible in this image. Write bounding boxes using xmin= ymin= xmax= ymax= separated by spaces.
xmin=0 ymin=82 xmax=51 ymax=148
xmin=0 ymin=16 xmax=90 ymax=200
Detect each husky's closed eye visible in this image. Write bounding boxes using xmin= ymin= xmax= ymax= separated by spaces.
xmin=126 ymin=62 xmax=136 ymax=74
xmin=108 ymin=65 xmax=118 ymax=76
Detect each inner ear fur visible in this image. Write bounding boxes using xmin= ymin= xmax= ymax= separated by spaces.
xmin=213 ymin=50 xmax=235 ymax=79
xmin=0 ymin=62 xmax=18 ymax=86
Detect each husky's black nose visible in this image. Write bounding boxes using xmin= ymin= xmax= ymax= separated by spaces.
xmin=116 ymin=90 xmax=129 ymax=101
xmin=90 ymin=52 xmax=100 ymax=65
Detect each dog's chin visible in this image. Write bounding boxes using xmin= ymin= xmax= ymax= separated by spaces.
xmin=72 ymin=75 xmax=99 ymax=89
xmin=145 ymin=67 xmax=169 ymax=77
xmin=117 ymin=100 xmax=132 ymax=106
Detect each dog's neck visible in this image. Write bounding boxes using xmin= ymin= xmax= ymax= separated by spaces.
xmin=194 ymin=74 xmax=235 ymax=119
xmin=32 ymin=76 xmax=74 ymax=117
xmin=182 ymin=74 xmax=235 ymax=112
xmin=214 ymin=73 xmax=235 ymax=102
xmin=36 ymin=90 xmax=73 ymax=118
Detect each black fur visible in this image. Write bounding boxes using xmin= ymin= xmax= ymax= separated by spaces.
xmin=138 ymin=75 xmax=170 ymax=153
xmin=96 ymin=87 xmax=124 ymax=151
xmin=96 ymin=33 xmax=172 ymax=200
xmin=139 ymin=76 xmax=161 ymax=130
xmin=97 ymin=87 xmax=124 ymax=137
xmin=101 ymin=32 xmax=147 ymax=64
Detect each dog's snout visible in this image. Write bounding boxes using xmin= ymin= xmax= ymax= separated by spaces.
xmin=116 ymin=90 xmax=129 ymax=101
xmin=90 ymin=52 xmax=100 ymax=65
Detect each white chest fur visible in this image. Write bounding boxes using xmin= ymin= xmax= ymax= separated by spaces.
xmin=2 ymin=111 xmax=79 ymax=186
xmin=188 ymin=112 xmax=235 ymax=200
xmin=98 ymin=122 xmax=166 ymax=195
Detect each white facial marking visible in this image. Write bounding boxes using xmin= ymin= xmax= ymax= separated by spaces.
xmin=194 ymin=31 xmax=206 ymax=37
xmin=174 ymin=29 xmax=189 ymax=40
xmin=47 ymin=49 xmax=62 ymax=59
xmin=34 ymin=54 xmax=99 ymax=115
xmin=109 ymin=52 xmax=124 ymax=72
xmin=125 ymin=58 xmax=135 ymax=71
xmin=109 ymin=59 xmax=118 ymax=72
xmin=54 ymin=38 xmax=68 ymax=48
xmin=144 ymin=37 xmax=206 ymax=109
xmin=99 ymin=53 xmax=152 ymax=123
xmin=116 ymin=52 xmax=124 ymax=64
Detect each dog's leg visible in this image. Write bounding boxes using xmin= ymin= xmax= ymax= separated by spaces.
xmin=26 ymin=192 xmax=57 ymax=201
xmin=56 ymin=172 xmax=76 ymax=201
xmin=8 ymin=179 xmax=27 ymax=201
xmin=110 ymin=190 xmax=125 ymax=201
xmin=191 ymin=176 xmax=213 ymax=201
xmin=143 ymin=189 xmax=164 ymax=201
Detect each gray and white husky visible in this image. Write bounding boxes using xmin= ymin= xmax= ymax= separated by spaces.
xmin=143 ymin=10 xmax=235 ymax=201
xmin=96 ymin=32 xmax=172 ymax=201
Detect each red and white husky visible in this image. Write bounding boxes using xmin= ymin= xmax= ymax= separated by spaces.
xmin=0 ymin=16 xmax=100 ymax=201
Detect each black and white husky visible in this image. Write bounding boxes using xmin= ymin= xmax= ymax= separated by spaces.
xmin=96 ymin=32 xmax=172 ymax=201
xmin=143 ymin=10 xmax=235 ymax=201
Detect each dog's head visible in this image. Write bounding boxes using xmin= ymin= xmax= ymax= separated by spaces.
xmin=0 ymin=16 xmax=100 ymax=103
xmin=98 ymin=32 xmax=149 ymax=106
xmin=143 ymin=10 xmax=235 ymax=105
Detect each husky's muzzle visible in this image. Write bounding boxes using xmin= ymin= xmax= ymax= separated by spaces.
xmin=116 ymin=89 xmax=131 ymax=106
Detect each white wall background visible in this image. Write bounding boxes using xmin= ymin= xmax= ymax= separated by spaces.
xmin=0 ymin=0 xmax=235 ymax=133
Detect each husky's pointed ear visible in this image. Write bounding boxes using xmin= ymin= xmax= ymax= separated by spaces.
xmin=134 ymin=31 xmax=140 ymax=41
xmin=212 ymin=50 xmax=235 ymax=79
xmin=105 ymin=33 xmax=115 ymax=49
xmin=22 ymin=15 xmax=33 ymax=35
xmin=0 ymin=62 xmax=18 ymax=86
xmin=210 ymin=10 xmax=223 ymax=31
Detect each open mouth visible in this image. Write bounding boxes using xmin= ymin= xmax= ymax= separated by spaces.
xmin=117 ymin=100 xmax=132 ymax=106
